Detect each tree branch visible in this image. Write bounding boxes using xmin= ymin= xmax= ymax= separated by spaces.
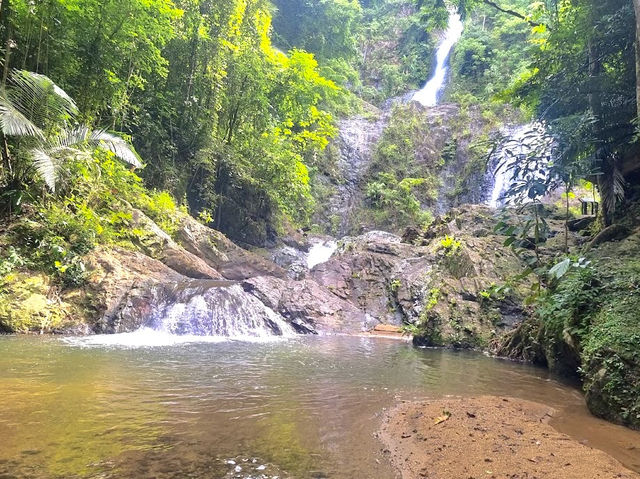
xmin=481 ymin=0 xmax=544 ymax=28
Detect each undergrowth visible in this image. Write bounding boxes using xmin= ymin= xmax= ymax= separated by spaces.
xmin=0 ymin=149 xmax=184 ymax=288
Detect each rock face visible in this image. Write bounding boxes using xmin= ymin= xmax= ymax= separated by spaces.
xmin=322 ymin=114 xmax=389 ymax=236
xmin=80 ymin=246 xmax=186 ymax=333
xmin=312 ymin=102 xmax=516 ymax=237
xmin=312 ymin=206 xmax=533 ymax=347
xmin=129 ymin=209 xmax=222 ymax=280
xmin=65 ymin=213 xmax=365 ymax=336
xmin=175 ymin=214 xmax=287 ymax=280
xmin=242 ymin=276 xmax=368 ymax=333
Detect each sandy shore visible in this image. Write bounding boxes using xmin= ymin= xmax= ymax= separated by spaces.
xmin=379 ymin=396 xmax=639 ymax=479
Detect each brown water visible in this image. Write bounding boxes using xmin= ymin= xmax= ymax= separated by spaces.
xmin=1 ymin=335 xmax=639 ymax=478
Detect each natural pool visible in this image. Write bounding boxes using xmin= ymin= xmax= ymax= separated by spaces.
xmin=1 ymin=335 xmax=639 ymax=478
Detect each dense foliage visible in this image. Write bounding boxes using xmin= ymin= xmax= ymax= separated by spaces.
xmin=0 ymin=0 xmax=343 ymax=245
xmin=272 ymin=0 xmax=448 ymax=103
xmin=448 ymin=0 xmax=533 ymax=105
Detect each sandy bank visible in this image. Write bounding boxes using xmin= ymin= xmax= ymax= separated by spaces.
xmin=379 ymin=396 xmax=639 ymax=479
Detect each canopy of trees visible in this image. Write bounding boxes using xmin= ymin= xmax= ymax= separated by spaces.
xmin=1 ymin=0 xmax=638 ymax=240
xmin=0 ymin=0 xmax=343 ymax=245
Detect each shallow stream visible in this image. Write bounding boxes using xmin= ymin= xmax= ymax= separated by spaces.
xmin=2 ymin=335 xmax=639 ymax=478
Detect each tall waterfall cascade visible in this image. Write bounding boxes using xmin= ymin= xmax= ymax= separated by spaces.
xmin=412 ymin=12 xmax=463 ymax=107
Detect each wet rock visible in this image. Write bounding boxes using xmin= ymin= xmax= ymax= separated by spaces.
xmin=401 ymin=226 xmax=423 ymax=244
xmin=584 ymin=351 xmax=640 ymax=430
xmin=242 ymin=276 xmax=367 ymax=333
xmin=567 ymin=216 xmax=596 ymax=232
xmin=311 ymin=205 xmax=571 ymax=346
xmin=313 ymin=113 xmax=388 ymax=237
xmin=103 ymin=279 xmax=297 ymax=336
xmin=86 ymin=246 xmax=186 ymax=333
xmin=270 ymin=244 xmax=308 ymax=280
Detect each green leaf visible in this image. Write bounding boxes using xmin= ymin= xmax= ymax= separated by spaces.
xmin=548 ymin=258 xmax=571 ymax=280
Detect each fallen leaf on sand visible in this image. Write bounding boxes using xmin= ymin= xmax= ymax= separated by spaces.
xmin=434 ymin=411 xmax=451 ymax=425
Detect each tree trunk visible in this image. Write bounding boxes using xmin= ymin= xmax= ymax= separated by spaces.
xmin=634 ymin=0 xmax=640 ymax=119
xmin=1 ymin=0 xmax=11 ymax=86
xmin=587 ymin=9 xmax=615 ymax=226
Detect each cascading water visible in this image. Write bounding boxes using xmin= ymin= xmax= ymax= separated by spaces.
xmin=307 ymin=239 xmax=338 ymax=269
xmin=69 ymin=280 xmax=296 ymax=347
xmin=488 ymin=123 xmax=554 ymax=208
xmin=144 ymin=282 xmax=295 ymax=337
xmin=412 ymin=11 xmax=463 ymax=107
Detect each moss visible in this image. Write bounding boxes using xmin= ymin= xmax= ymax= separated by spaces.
xmin=412 ymin=319 xmax=444 ymax=347
xmin=0 ymin=272 xmax=82 ymax=333
xmin=498 ymin=231 xmax=640 ymax=428
xmin=580 ymin=260 xmax=640 ymax=428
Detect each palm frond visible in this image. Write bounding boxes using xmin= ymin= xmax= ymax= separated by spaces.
xmin=7 ymin=70 xmax=78 ymax=129
xmin=44 ymin=126 xmax=142 ymax=169
xmin=0 ymin=95 xmax=45 ymax=139
xmin=49 ymin=125 xmax=91 ymax=149
xmin=31 ymin=149 xmax=58 ymax=191
xmin=87 ymin=130 xmax=143 ymax=168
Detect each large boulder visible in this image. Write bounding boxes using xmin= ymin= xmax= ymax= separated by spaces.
xmin=79 ymin=246 xmax=187 ymax=333
xmin=242 ymin=275 xmax=369 ymax=333
xmin=129 ymin=209 xmax=222 ymax=280
xmin=313 ymin=207 xmax=537 ymax=346
xmin=176 ymin=214 xmax=287 ymax=280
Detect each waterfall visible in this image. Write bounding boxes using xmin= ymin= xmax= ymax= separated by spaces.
xmin=67 ymin=281 xmax=296 ymax=347
xmin=144 ymin=282 xmax=295 ymax=337
xmin=307 ymin=240 xmax=338 ymax=269
xmin=413 ymin=11 xmax=463 ymax=107
xmin=488 ymin=123 xmax=554 ymax=208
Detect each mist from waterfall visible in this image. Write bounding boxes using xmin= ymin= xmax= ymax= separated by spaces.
xmin=412 ymin=12 xmax=463 ymax=107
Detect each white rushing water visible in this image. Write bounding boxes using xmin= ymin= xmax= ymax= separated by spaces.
xmin=64 ymin=282 xmax=297 ymax=348
xmin=488 ymin=123 xmax=554 ymax=208
xmin=62 ymin=329 xmax=231 ymax=348
xmin=306 ymin=240 xmax=338 ymax=269
xmin=412 ymin=11 xmax=463 ymax=107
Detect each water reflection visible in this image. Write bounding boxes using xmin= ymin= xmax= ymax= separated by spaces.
xmin=0 ymin=335 xmax=639 ymax=478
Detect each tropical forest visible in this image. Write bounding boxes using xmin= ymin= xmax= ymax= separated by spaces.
xmin=1 ymin=0 xmax=640 ymax=477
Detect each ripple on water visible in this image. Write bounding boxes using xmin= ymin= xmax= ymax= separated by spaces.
xmin=0 ymin=335 xmax=639 ymax=478
xmin=61 ymin=328 xmax=290 ymax=348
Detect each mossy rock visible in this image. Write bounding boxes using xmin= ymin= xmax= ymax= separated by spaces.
xmin=584 ymin=351 xmax=640 ymax=429
xmin=582 ymin=285 xmax=640 ymax=429
xmin=0 ymin=272 xmax=83 ymax=333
